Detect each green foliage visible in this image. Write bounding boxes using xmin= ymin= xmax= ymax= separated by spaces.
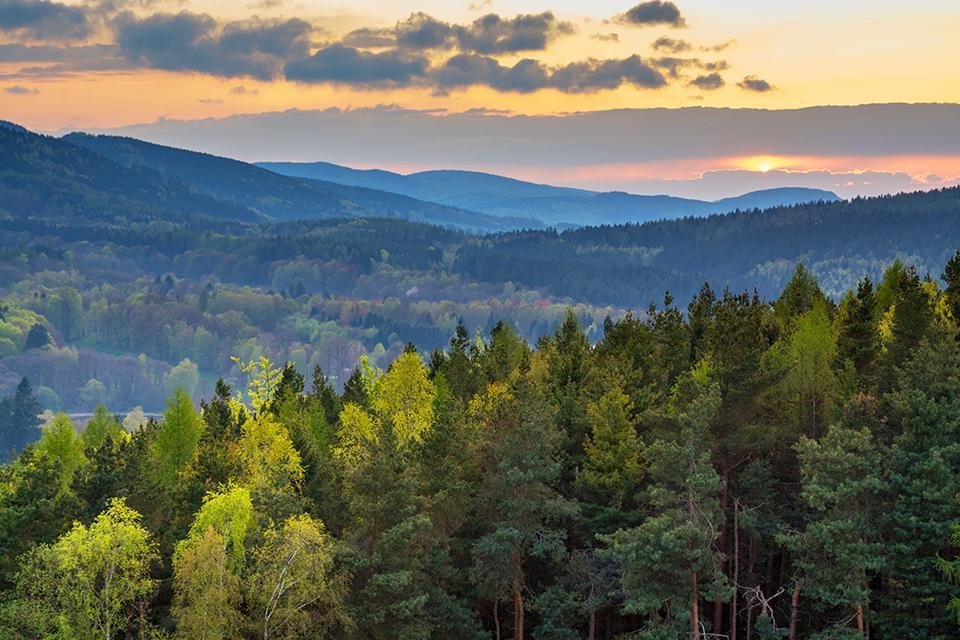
xmin=82 ymin=404 xmax=126 ymax=451
xmin=151 ymin=388 xmax=203 ymax=488
xmin=15 ymin=498 xmax=157 ymax=640
xmin=582 ymin=382 xmax=642 ymax=498
xmin=1 ymin=252 xmax=959 ymax=640
xmin=37 ymin=413 xmax=87 ymax=490
xmin=183 ymin=484 xmax=255 ymax=573
xmin=248 ymin=514 xmax=347 ymax=639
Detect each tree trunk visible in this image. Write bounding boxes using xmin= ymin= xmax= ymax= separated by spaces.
xmin=746 ymin=604 xmax=753 ymax=640
xmin=513 ymin=579 xmax=524 ymax=640
xmin=730 ymin=499 xmax=740 ymax=640
xmin=493 ymin=599 xmax=501 ymax=640
xmin=856 ymin=605 xmax=865 ymax=634
xmin=714 ymin=467 xmax=730 ymax=634
xmin=788 ymin=584 xmax=800 ymax=640
xmin=691 ymin=570 xmax=701 ymax=640
xmin=588 ymin=610 xmax=596 ymax=640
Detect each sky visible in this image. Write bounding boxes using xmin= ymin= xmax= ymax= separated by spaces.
xmin=1 ymin=0 xmax=959 ymax=198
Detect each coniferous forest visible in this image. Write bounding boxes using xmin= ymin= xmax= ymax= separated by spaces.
xmin=3 ymin=250 xmax=960 ymax=640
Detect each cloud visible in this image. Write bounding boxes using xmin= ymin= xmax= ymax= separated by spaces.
xmin=0 ymin=0 xmax=95 ymax=41
xmin=618 ymin=1 xmax=686 ymax=28
xmin=455 ymin=12 xmax=575 ymax=54
xmin=689 ymin=72 xmax=724 ymax=90
xmin=738 ymin=75 xmax=775 ymax=92
xmin=284 ymin=45 xmax=430 ymax=86
xmin=3 ymin=84 xmax=39 ymax=94
xmin=342 ymin=27 xmax=396 ymax=48
xmin=393 ymin=11 xmax=574 ymax=54
xmin=550 ymin=56 xmax=666 ymax=92
xmin=91 ymin=104 xmax=960 ymax=201
xmin=651 ymin=37 xmax=690 ymax=53
xmin=651 ymin=56 xmax=726 ymax=79
xmin=198 ymin=97 xmax=222 ymax=104
xmin=113 ymin=11 xmax=314 ymax=80
xmin=590 ymin=32 xmax=619 ymax=42
xmin=701 ymin=40 xmax=734 ymax=52
xmin=229 ymin=85 xmax=258 ymax=95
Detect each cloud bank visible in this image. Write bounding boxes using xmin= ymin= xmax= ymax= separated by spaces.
xmin=84 ymin=104 xmax=960 ymax=199
xmin=0 ymin=2 xmax=760 ymax=95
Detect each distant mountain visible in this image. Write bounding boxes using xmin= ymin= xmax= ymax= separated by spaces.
xmin=64 ymin=134 xmax=540 ymax=233
xmin=0 ymin=122 xmax=258 ymax=224
xmin=258 ymin=161 xmax=839 ymax=226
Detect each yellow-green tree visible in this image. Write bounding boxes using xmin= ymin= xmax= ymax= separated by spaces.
xmin=17 ymin=498 xmax=157 ymax=640
xmin=248 ymin=514 xmax=347 ymax=639
xmin=172 ymin=485 xmax=254 ymax=639
xmin=372 ymin=351 xmax=436 ymax=448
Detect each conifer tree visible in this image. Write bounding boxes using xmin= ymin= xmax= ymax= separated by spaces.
xmin=603 ymin=368 xmax=730 ymax=639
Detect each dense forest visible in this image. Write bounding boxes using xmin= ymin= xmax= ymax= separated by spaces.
xmin=2 ymin=251 xmax=960 ymax=640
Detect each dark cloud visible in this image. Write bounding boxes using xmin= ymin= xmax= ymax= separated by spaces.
xmin=0 ymin=42 xmax=117 ymax=62
xmin=229 ymin=85 xmax=258 ymax=95
xmin=395 ymin=12 xmax=454 ymax=49
xmin=284 ymin=45 xmax=430 ymax=86
xmin=651 ymin=37 xmax=690 ymax=53
xmin=455 ymin=12 xmax=575 ymax=54
xmin=651 ymin=56 xmax=727 ymax=79
xmin=3 ymin=84 xmax=39 ymax=94
xmin=394 ymin=11 xmax=574 ymax=54
xmin=342 ymin=27 xmax=396 ymax=48
xmin=433 ymin=54 xmax=548 ymax=92
xmin=430 ymin=53 xmax=667 ymax=93
xmin=738 ymin=75 xmax=774 ymax=92
xmin=689 ymin=72 xmax=724 ymax=90
xmin=113 ymin=11 xmax=313 ymax=80
xmin=0 ymin=0 xmax=95 ymax=41
xmin=551 ymin=56 xmax=666 ymax=92
xmin=618 ymin=1 xmax=686 ymax=28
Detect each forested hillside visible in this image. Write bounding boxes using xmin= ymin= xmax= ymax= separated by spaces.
xmin=2 ymin=253 xmax=960 ymax=640
xmin=2 ymin=181 xmax=960 ymax=412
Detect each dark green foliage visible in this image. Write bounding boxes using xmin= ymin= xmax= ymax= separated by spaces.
xmin=0 ymin=378 xmax=42 ymax=462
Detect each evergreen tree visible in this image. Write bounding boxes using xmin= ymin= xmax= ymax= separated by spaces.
xmin=0 ymin=377 xmax=42 ymax=461
xmin=786 ymin=424 xmax=885 ymax=637
xmin=603 ymin=369 xmax=730 ymax=639
xmin=469 ymin=380 xmax=575 ymax=640
xmin=151 ymin=387 xmax=203 ymax=488
xmin=874 ymin=338 xmax=960 ymax=638
xmin=836 ymin=277 xmax=880 ymax=384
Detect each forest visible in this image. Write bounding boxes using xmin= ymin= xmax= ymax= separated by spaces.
xmin=2 ymin=250 xmax=960 ymax=640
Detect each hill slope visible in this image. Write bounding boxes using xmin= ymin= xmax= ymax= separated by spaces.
xmin=64 ymin=134 xmax=540 ymax=233
xmin=258 ymin=161 xmax=839 ymax=226
xmin=0 ymin=121 xmax=258 ymax=224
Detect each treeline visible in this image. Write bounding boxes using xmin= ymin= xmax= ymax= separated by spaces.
xmin=2 ymin=253 xmax=960 ymax=639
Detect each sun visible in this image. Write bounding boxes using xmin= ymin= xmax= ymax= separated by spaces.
xmin=740 ymin=155 xmax=791 ymax=173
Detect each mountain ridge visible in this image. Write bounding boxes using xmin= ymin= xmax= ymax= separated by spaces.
xmin=257 ymin=160 xmax=840 ymax=227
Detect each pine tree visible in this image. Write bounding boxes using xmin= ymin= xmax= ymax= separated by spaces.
xmin=603 ymin=369 xmax=730 ymax=639
xmin=874 ymin=337 xmax=960 ymax=638
xmin=836 ymin=277 xmax=880 ymax=384
xmin=0 ymin=377 xmax=42 ymax=461
xmin=469 ymin=380 xmax=575 ymax=640
xmin=785 ymin=424 xmax=885 ymax=637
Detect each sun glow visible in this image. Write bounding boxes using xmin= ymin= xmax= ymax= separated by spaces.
xmin=739 ymin=156 xmax=794 ymax=173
